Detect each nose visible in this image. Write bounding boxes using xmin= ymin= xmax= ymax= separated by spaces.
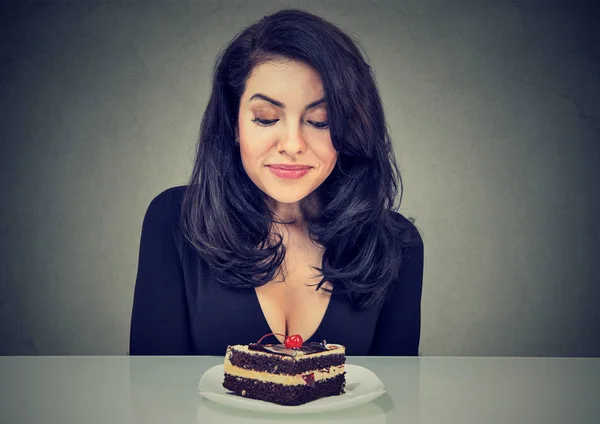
xmin=277 ymin=125 xmax=307 ymax=155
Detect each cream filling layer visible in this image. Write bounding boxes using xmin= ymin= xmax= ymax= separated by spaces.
xmin=223 ymin=360 xmax=345 ymax=386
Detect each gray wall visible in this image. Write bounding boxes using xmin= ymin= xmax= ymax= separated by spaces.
xmin=1 ymin=1 xmax=599 ymax=356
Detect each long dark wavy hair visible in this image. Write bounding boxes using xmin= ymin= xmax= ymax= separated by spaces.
xmin=181 ymin=9 xmax=420 ymax=309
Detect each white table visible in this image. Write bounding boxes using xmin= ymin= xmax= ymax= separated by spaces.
xmin=1 ymin=356 xmax=599 ymax=424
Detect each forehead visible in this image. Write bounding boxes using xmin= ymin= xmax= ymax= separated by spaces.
xmin=242 ymin=59 xmax=325 ymax=105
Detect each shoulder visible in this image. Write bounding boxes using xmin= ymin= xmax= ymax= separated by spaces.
xmin=387 ymin=210 xmax=423 ymax=251
xmin=388 ymin=209 xmax=415 ymax=227
xmin=141 ymin=186 xmax=188 ymax=240
xmin=144 ymin=186 xmax=186 ymax=222
xmin=147 ymin=185 xmax=186 ymax=209
xmin=386 ymin=211 xmax=424 ymax=304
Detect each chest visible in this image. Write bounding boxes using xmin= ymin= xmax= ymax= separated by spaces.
xmin=254 ymin=238 xmax=332 ymax=344
xmin=184 ymin=232 xmax=381 ymax=355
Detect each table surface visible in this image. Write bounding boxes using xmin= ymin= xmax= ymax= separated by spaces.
xmin=1 ymin=356 xmax=599 ymax=424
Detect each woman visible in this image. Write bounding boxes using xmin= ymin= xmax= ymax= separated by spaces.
xmin=130 ymin=9 xmax=423 ymax=356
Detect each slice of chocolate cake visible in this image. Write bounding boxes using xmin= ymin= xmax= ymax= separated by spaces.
xmin=222 ymin=334 xmax=346 ymax=406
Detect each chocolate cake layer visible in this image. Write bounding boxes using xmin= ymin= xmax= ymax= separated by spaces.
xmin=223 ymin=373 xmax=346 ymax=406
xmin=228 ymin=349 xmax=345 ymax=375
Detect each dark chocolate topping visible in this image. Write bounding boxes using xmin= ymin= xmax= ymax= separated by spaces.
xmin=248 ymin=340 xmax=333 ymax=357
xmin=301 ymin=342 xmax=332 ymax=354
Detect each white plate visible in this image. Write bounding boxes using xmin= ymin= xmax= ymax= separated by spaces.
xmin=198 ymin=363 xmax=386 ymax=414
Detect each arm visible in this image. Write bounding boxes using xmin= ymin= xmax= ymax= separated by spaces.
xmin=368 ymin=239 xmax=424 ymax=356
xmin=129 ymin=189 xmax=193 ymax=355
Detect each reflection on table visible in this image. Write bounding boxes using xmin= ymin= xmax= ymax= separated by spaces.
xmin=0 ymin=356 xmax=598 ymax=424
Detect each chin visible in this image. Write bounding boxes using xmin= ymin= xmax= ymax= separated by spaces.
xmin=266 ymin=189 xmax=312 ymax=204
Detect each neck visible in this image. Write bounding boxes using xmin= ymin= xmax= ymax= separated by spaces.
xmin=269 ymin=192 xmax=320 ymax=226
xmin=268 ymin=193 xmax=322 ymax=243
xmin=271 ymin=202 xmax=304 ymax=225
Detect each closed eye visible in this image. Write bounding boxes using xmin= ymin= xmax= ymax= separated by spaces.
xmin=251 ymin=118 xmax=279 ymax=126
xmin=308 ymin=120 xmax=329 ymax=129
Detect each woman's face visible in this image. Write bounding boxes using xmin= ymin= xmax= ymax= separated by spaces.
xmin=236 ymin=59 xmax=338 ymax=205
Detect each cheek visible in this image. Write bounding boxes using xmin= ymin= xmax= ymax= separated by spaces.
xmin=240 ymin=137 xmax=267 ymax=162
xmin=324 ymin=150 xmax=338 ymax=172
xmin=238 ymin=118 xmax=260 ymax=160
xmin=313 ymin=137 xmax=338 ymax=168
xmin=239 ymin=127 xmax=280 ymax=163
xmin=239 ymin=142 xmax=260 ymax=171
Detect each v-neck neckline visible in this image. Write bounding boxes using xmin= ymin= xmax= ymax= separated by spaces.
xmin=251 ymin=287 xmax=335 ymax=344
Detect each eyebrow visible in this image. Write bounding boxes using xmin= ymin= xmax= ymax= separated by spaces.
xmin=249 ymin=93 xmax=326 ymax=110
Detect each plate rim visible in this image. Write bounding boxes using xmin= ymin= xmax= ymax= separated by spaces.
xmin=198 ymin=363 xmax=386 ymax=414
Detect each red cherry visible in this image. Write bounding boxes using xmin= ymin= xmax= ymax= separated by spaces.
xmin=284 ymin=334 xmax=303 ymax=349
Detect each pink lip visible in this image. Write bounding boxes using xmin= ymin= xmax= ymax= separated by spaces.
xmin=268 ymin=164 xmax=312 ymax=170
xmin=267 ymin=164 xmax=312 ymax=179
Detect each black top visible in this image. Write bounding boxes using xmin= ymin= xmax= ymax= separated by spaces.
xmin=129 ymin=186 xmax=424 ymax=356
